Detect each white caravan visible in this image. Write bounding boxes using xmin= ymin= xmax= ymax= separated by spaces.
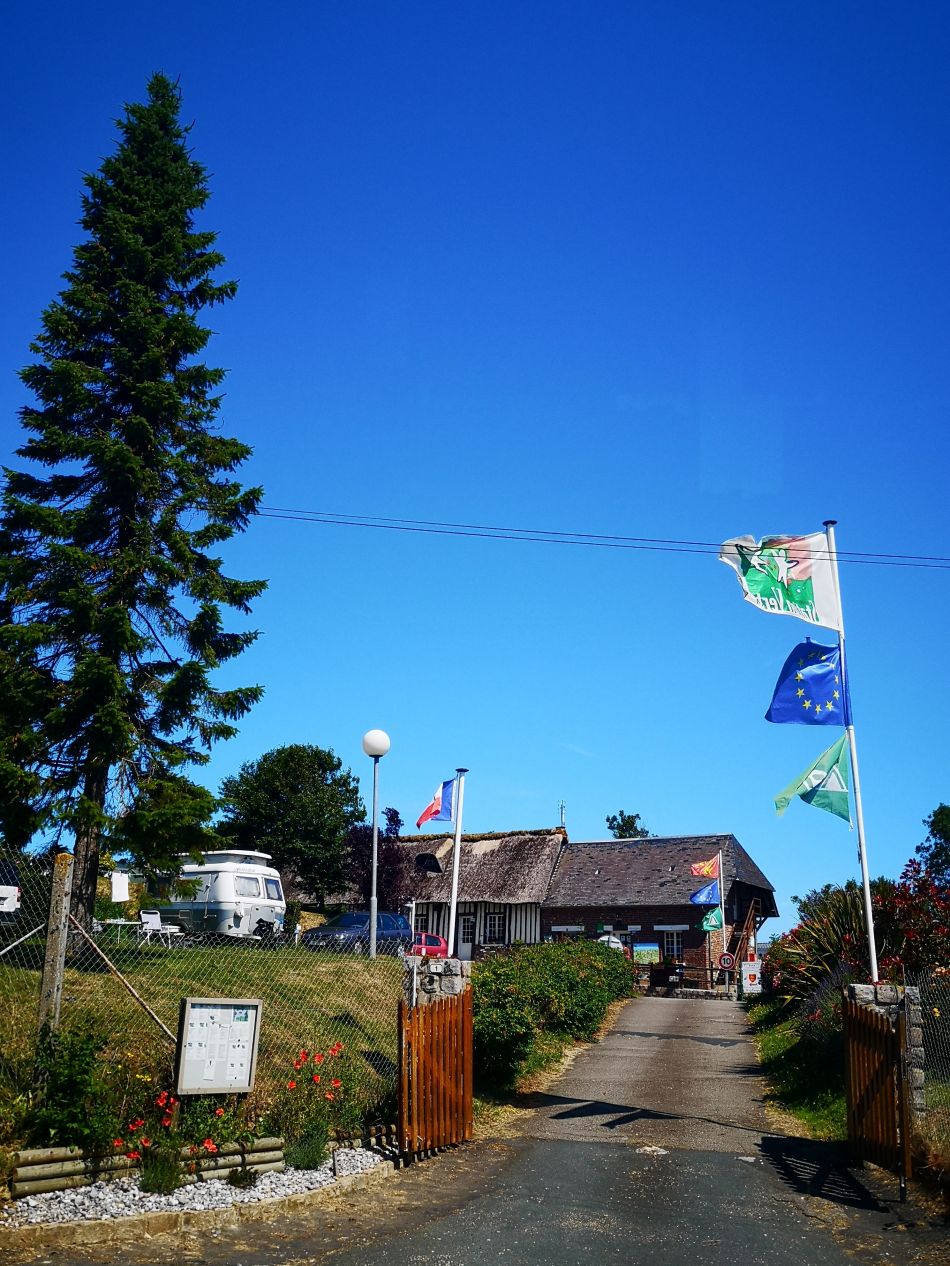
xmin=165 ymin=850 xmax=285 ymax=937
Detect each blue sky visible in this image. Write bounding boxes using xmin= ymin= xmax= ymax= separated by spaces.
xmin=2 ymin=3 xmax=948 ymax=932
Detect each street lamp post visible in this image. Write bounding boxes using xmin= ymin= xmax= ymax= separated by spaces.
xmin=361 ymin=729 xmax=391 ymax=959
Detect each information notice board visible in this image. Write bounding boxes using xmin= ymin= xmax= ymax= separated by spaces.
xmin=175 ymin=997 xmax=263 ymax=1095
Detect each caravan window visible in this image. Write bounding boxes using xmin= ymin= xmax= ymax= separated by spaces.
xmin=235 ymin=875 xmax=261 ymax=898
xmin=265 ymin=878 xmax=283 ymax=901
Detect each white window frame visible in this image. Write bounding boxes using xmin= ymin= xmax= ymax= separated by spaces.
xmin=484 ymin=911 xmax=506 ymax=945
xmin=663 ymin=930 xmax=684 ymax=960
xmin=459 ymin=914 xmax=476 ymax=945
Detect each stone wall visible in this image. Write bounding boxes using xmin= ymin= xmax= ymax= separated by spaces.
xmin=846 ymin=983 xmax=925 ymax=1118
xmin=403 ymin=956 xmax=472 ymax=1006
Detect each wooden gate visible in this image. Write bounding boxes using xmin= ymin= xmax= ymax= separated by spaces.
xmin=843 ymin=998 xmax=912 ymax=1194
xmin=398 ymin=990 xmax=473 ymax=1161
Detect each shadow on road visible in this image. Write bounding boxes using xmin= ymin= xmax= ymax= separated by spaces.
xmin=610 ymin=1028 xmax=744 ymax=1048
xmin=758 ymin=1135 xmax=888 ymax=1211
xmin=525 ymin=1090 xmax=784 ymax=1137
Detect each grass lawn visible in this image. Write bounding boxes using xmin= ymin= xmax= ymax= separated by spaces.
xmin=747 ymin=998 xmax=847 ymax=1140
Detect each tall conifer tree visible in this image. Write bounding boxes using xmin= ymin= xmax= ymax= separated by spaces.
xmin=0 ymin=74 xmax=265 ymax=923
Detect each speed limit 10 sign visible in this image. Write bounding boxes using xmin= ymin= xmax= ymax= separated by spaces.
xmin=718 ymin=952 xmax=735 ymax=970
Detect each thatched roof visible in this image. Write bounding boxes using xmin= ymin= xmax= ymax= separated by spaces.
xmin=543 ymin=834 xmax=778 ymax=917
xmin=400 ymin=829 xmax=566 ymax=905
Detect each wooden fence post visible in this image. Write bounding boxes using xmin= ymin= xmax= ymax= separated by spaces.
xmin=37 ymin=851 xmax=73 ymax=1034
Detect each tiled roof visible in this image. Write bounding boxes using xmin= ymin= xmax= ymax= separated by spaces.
xmin=542 ymin=834 xmax=777 ymax=915
xmin=400 ymin=829 xmax=566 ymax=905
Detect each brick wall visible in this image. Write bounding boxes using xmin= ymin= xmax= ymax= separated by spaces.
xmin=541 ymin=904 xmax=733 ymax=971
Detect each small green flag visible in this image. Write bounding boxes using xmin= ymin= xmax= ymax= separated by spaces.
xmin=775 ymin=735 xmax=851 ymax=822
xmin=699 ymin=907 xmax=723 ymax=931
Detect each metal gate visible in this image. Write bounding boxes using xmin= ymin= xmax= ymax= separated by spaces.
xmin=842 ymin=997 xmax=912 ymax=1195
xmin=397 ymin=991 xmax=473 ymax=1161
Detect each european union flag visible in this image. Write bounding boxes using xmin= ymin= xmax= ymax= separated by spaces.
xmin=689 ymin=879 xmax=720 ymax=905
xmin=766 ymin=639 xmax=851 ymax=726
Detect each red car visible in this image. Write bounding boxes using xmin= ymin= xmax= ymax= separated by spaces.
xmin=412 ymin=932 xmax=449 ymax=958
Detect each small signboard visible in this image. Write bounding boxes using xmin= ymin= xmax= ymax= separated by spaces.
xmin=632 ymin=943 xmax=661 ymax=964
xmin=175 ymin=997 xmax=262 ymax=1095
xmin=741 ymin=960 xmax=763 ymax=995
xmin=718 ymin=952 xmax=736 ymax=971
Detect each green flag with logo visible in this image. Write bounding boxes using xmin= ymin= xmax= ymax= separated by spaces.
xmin=720 ymin=532 xmax=842 ymax=631
xmin=698 ymin=907 xmax=723 ymax=932
xmin=774 ymin=735 xmax=851 ymax=822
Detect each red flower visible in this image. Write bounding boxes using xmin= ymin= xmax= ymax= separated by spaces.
xmin=113 ymin=1138 xmax=124 ymax=1149
xmin=324 ymin=1092 xmax=335 ymax=1101
xmin=155 ymin=1091 xmax=168 ymax=1107
xmin=287 ymin=1079 xmax=297 ymax=1089
xmin=298 ymin=1049 xmax=309 ymax=1060
xmin=293 ymin=1059 xmax=303 ymax=1070
xmin=140 ymin=1137 xmax=151 ymax=1148
xmin=331 ymin=1078 xmax=341 ymax=1088
xmin=214 ymin=1107 xmax=225 ymax=1117
xmin=312 ymin=1073 xmax=321 ymax=1084
xmin=202 ymin=1138 xmax=218 ymax=1154
xmin=126 ymin=1150 xmax=142 ymax=1161
xmin=161 ymin=1115 xmax=173 ymax=1128
xmin=313 ymin=1052 xmax=325 ymax=1064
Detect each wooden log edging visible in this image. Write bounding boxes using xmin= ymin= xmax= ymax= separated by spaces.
xmin=9 ymin=1137 xmax=285 ymax=1199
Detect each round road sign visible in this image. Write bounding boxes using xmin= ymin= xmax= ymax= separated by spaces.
xmin=718 ymin=952 xmax=736 ymax=970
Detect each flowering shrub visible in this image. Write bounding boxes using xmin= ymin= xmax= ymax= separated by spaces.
xmin=260 ymin=1042 xmax=359 ymax=1168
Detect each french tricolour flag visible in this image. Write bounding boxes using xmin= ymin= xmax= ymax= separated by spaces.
xmin=416 ymin=779 xmax=456 ymax=829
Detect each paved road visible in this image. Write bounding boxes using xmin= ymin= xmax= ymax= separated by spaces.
xmin=19 ymin=998 xmax=946 ymax=1266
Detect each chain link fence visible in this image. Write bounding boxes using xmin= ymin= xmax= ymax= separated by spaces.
xmin=906 ymin=967 xmax=950 ymax=1168
xmin=0 ymin=847 xmax=403 ymax=1152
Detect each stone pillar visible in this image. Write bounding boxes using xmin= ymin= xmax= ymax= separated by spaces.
xmin=404 ymin=956 xmax=472 ymax=1006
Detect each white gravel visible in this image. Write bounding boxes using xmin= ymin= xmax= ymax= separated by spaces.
xmin=0 ymin=1147 xmax=386 ymax=1228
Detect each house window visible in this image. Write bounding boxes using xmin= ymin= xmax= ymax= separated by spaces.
xmin=459 ymin=914 xmax=476 ymax=945
xmin=484 ymin=912 xmax=506 ymax=945
xmin=663 ymin=930 xmax=683 ymax=960
xmin=414 ymin=909 xmax=429 ymax=934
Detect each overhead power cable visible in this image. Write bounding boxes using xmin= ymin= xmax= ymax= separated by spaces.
xmin=257 ymin=506 xmax=950 ymax=571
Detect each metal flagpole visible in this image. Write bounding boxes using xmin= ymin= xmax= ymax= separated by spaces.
xmin=719 ymin=848 xmax=729 ymax=993
xmin=823 ymin=520 xmax=880 ymax=982
xmin=446 ymin=769 xmax=468 ymax=957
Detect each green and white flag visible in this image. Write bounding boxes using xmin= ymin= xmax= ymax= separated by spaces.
xmin=720 ymin=532 xmax=842 ymax=631
xmin=699 ymin=907 xmax=723 ymax=932
xmin=775 ymin=735 xmax=851 ymax=822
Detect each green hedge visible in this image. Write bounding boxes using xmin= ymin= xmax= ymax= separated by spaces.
xmin=471 ymin=942 xmax=633 ymax=1088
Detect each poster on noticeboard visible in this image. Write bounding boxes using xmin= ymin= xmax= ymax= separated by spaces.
xmin=175 ymin=997 xmax=262 ymax=1095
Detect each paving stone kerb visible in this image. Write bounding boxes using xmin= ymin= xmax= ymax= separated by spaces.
xmin=0 ymin=1158 xmax=396 ymax=1257
xmin=846 ymin=983 xmax=925 ymax=1115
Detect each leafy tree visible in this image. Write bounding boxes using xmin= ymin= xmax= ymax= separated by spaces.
xmin=916 ymin=803 xmax=950 ymax=884
xmin=0 ymin=75 xmax=264 ymax=923
xmin=605 ymin=809 xmax=651 ymax=839
xmin=218 ymin=745 xmax=364 ymax=905
xmin=345 ymin=806 xmax=409 ymax=912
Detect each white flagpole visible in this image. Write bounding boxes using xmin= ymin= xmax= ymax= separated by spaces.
xmin=823 ymin=520 xmax=880 ymax=982
xmin=719 ymin=848 xmax=728 ymax=993
xmin=446 ymin=768 xmax=468 ymax=958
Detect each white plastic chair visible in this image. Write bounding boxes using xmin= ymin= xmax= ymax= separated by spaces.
xmin=138 ymin=909 xmax=182 ymax=948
